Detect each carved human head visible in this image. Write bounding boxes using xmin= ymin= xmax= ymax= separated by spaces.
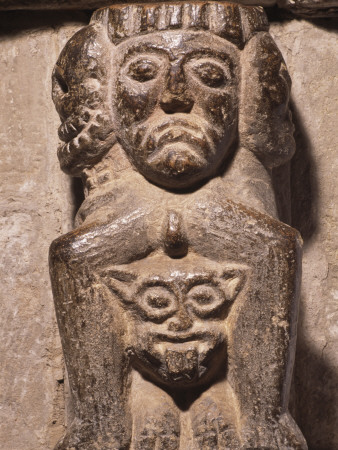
xmin=52 ymin=2 xmax=295 ymax=189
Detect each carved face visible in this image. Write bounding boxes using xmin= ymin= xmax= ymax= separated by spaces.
xmin=112 ymin=31 xmax=239 ymax=189
xmin=102 ymin=257 xmax=246 ymax=388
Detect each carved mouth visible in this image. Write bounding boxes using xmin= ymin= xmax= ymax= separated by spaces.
xmin=152 ymin=331 xmax=214 ymax=343
xmin=58 ymin=112 xmax=89 ymax=143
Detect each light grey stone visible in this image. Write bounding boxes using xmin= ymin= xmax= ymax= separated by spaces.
xmin=0 ymin=13 xmax=87 ymax=450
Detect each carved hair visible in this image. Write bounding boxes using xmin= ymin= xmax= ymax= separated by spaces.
xmin=92 ymin=2 xmax=268 ymax=48
xmin=52 ymin=1 xmax=294 ymax=176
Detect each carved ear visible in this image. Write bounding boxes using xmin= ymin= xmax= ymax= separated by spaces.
xmin=221 ymin=268 xmax=247 ymax=302
xmin=52 ymin=24 xmax=116 ymax=176
xmin=239 ymin=32 xmax=295 ymax=169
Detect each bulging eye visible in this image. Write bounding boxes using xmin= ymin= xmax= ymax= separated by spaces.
xmin=127 ymin=59 xmax=159 ymax=82
xmin=186 ymin=284 xmax=226 ymax=317
xmin=137 ymin=285 xmax=177 ymax=321
xmin=193 ymin=62 xmax=226 ymax=88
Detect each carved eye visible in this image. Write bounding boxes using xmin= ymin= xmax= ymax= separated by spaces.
xmin=192 ymin=62 xmax=226 ymax=88
xmin=52 ymin=67 xmax=69 ymax=97
xmin=137 ymin=285 xmax=177 ymax=321
xmin=147 ymin=291 xmax=171 ymax=309
xmin=186 ymin=284 xmax=226 ymax=317
xmin=127 ymin=59 xmax=159 ymax=82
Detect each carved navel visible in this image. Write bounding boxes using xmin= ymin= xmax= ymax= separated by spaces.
xmin=164 ymin=211 xmax=188 ymax=258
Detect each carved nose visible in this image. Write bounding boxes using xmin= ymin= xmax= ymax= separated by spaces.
xmin=168 ymin=309 xmax=193 ymax=332
xmin=160 ymin=95 xmax=193 ymax=114
xmin=160 ymin=64 xmax=193 ymax=114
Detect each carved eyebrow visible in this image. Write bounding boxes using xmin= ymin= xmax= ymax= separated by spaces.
xmin=137 ymin=278 xmax=175 ymax=292
xmin=100 ymin=268 xmax=137 ymax=283
xmin=184 ymin=272 xmax=218 ymax=288
xmin=122 ymin=44 xmax=169 ymax=65
xmin=185 ymin=49 xmax=232 ymax=62
xmin=184 ymin=50 xmax=234 ymax=75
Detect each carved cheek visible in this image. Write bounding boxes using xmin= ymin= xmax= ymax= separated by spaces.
xmin=116 ymin=79 xmax=161 ymax=126
xmin=202 ymin=90 xmax=237 ymax=129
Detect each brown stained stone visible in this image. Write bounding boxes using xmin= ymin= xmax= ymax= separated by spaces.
xmin=277 ymin=0 xmax=338 ymax=16
xmin=1 ymin=0 xmax=338 ymax=18
xmin=0 ymin=0 xmax=277 ymax=11
xmin=50 ymin=2 xmax=307 ymax=448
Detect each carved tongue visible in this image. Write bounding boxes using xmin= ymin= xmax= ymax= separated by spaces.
xmin=164 ymin=211 xmax=188 ymax=258
xmin=165 ymin=348 xmax=198 ymax=382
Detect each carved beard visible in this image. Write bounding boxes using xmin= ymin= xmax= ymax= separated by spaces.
xmin=138 ymin=116 xmax=214 ymax=174
xmin=121 ymin=112 xmax=227 ymax=185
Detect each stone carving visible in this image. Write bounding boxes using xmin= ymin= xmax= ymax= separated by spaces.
xmin=50 ymin=2 xmax=307 ymax=448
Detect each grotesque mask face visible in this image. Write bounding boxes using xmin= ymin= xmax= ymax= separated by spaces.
xmin=112 ymin=31 xmax=239 ymax=189
xmin=102 ymin=256 xmax=247 ymax=388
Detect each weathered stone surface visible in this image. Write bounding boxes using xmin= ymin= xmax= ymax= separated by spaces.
xmin=0 ymin=12 xmax=88 ymax=450
xmin=0 ymin=0 xmax=276 ymax=10
xmin=49 ymin=3 xmax=306 ymax=448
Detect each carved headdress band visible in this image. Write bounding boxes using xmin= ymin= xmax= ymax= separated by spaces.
xmin=91 ymin=2 xmax=269 ymax=48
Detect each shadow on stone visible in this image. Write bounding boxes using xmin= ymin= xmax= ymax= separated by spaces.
xmin=0 ymin=10 xmax=91 ymax=37
xmin=71 ymin=177 xmax=84 ymax=223
xmin=290 ymin=99 xmax=319 ymax=242
xmin=293 ymin=305 xmax=338 ymax=450
xmin=289 ymin=100 xmax=337 ymax=449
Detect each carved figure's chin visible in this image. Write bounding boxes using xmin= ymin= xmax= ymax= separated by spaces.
xmin=142 ymin=143 xmax=213 ymax=190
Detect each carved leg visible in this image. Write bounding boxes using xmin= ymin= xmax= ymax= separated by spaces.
xmin=190 ymin=381 xmax=240 ymax=449
xmin=50 ymin=230 xmax=132 ymax=449
xmin=130 ymin=371 xmax=180 ymax=450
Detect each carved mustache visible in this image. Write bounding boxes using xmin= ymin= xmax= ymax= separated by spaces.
xmin=157 ymin=127 xmax=208 ymax=153
xmin=133 ymin=115 xmax=218 ymax=157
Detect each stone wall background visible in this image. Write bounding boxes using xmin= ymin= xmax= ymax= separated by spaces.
xmin=0 ymin=10 xmax=336 ymax=450
xmin=0 ymin=12 xmax=88 ymax=450
xmin=270 ymin=18 xmax=338 ymax=450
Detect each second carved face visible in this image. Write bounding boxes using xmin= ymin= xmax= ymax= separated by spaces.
xmin=102 ymin=256 xmax=247 ymax=388
xmin=112 ymin=31 xmax=239 ymax=189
